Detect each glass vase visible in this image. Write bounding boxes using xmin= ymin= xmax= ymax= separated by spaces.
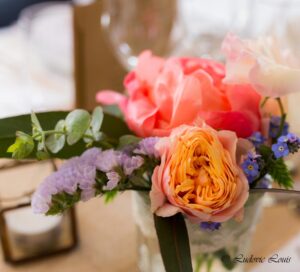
xmin=132 ymin=191 xmax=264 ymax=272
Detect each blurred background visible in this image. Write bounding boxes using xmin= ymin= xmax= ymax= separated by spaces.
xmin=0 ymin=0 xmax=300 ymax=271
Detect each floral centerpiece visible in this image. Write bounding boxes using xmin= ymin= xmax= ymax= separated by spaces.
xmin=1 ymin=34 xmax=300 ymax=272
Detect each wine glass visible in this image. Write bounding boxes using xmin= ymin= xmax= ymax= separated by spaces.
xmin=172 ymin=0 xmax=249 ymax=60
xmin=101 ymin=0 xmax=180 ymax=70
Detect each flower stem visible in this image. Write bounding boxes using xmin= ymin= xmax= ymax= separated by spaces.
xmin=275 ymin=97 xmax=286 ymax=139
xmin=260 ymin=96 xmax=269 ymax=108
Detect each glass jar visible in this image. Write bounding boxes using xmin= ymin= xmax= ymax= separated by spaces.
xmin=132 ymin=191 xmax=263 ymax=272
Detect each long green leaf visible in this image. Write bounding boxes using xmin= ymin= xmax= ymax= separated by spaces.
xmin=0 ymin=110 xmax=131 ymax=159
xmin=154 ymin=213 xmax=193 ymax=272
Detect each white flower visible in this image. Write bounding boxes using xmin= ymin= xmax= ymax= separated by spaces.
xmin=222 ymin=33 xmax=300 ymax=98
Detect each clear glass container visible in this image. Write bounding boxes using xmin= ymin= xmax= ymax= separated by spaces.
xmin=132 ymin=192 xmax=264 ymax=272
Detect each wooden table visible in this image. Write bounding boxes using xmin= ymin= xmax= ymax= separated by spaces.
xmin=1 ymin=162 xmax=300 ymax=272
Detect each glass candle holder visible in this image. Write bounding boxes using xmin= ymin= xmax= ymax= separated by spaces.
xmin=0 ymin=160 xmax=78 ymax=264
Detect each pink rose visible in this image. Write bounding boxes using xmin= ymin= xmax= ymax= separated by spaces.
xmin=222 ymin=33 xmax=300 ymax=98
xmin=150 ymin=124 xmax=250 ymax=223
xmin=97 ymin=51 xmax=262 ymax=138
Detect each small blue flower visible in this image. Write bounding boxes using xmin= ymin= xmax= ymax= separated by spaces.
xmin=241 ymin=159 xmax=259 ymax=177
xmin=247 ymin=151 xmax=261 ymax=161
xmin=257 ymin=177 xmax=271 ymax=189
xmin=272 ymin=142 xmax=289 ymax=158
xmin=270 ymin=116 xmax=281 ymax=126
xmin=278 ymin=135 xmax=288 ymax=143
xmin=287 ymin=133 xmax=299 ymax=143
xmin=269 ymin=116 xmax=289 ymax=138
xmin=200 ymin=222 xmax=221 ymax=231
xmin=248 ymin=132 xmax=265 ymax=148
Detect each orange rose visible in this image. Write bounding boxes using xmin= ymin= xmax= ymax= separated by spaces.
xmin=150 ymin=124 xmax=250 ymax=223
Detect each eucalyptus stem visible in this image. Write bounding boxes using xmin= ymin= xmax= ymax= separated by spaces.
xmin=43 ymin=130 xmax=65 ymax=135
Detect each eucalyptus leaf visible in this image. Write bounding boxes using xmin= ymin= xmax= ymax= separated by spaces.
xmin=93 ymin=131 xmax=102 ymax=141
xmin=91 ymin=106 xmax=104 ymax=133
xmin=103 ymin=105 xmax=123 ymax=119
xmin=154 ymin=213 xmax=193 ymax=272
xmin=65 ymin=110 xmax=90 ymax=145
xmin=7 ymin=132 xmax=34 ymax=159
xmin=31 ymin=112 xmax=42 ymax=131
xmin=118 ymin=135 xmax=140 ymax=149
xmin=83 ymin=128 xmax=94 ymax=144
xmin=36 ymin=151 xmax=50 ymax=160
xmin=37 ymin=140 xmax=46 ymax=151
xmin=0 ymin=111 xmax=131 ymax=159
xmin=45 ymin=120 xmax=66 ymax=153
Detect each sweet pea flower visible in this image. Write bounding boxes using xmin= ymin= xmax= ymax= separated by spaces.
xmin=222 ymin=33 xmax=300 ymax=98
xmin=97 ymin=51 xmax=262 ymax=138
xmin=150 ymin=124 xmax=250 ymax=223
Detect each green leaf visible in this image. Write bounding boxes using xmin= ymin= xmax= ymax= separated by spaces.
xmin=37 ymin=140 xmax=46 ymax=151
xmin=258 ymin=144 xmax=272 ymax=159
xmin=45 ymin=120 xmax=66 ymax=153
xmin=7 ymin=132 xmax=34 ymax=159
xmin=31 ymin=112 xmax=42 ymax=131
xmin=118 ymin=135 xmax=140 ymax=149
xmin=103 ymin=105 xmax=123 ymax=119
xmin=154 ymin=213 xmax=193 ymax=272
xmin=0 ymin=111 xmax=131 ymax=159
xmin=65 ymin=110 xmax=91 ymax=145
xmin=215 ymin=249 xmax=236 ymax=270
xmin=46 ymin=191 xmax=81 ymax=215
xmin=269 ymin=158 xmax=293 ymax=189
xmin=91 ymin=106 xmax=104 ymax=133
xmin=36 ymin=151 xmax=50 ymax=160
xmin=104 ymin=190 xmax=118 ymax=203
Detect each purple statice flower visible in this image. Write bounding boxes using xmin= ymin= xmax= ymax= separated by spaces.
xmin=248 ymin=132 xmax=265 ymax=148
xmin=32 ymin=156 xmax=97 ymax=213
xmin=119 ymin=153 xmax=144 ymax=175
xmin=104 ymin=171 xmax=121 ymax=190
xmin=269 ymin=116 xmax=289 ymax=138
xmin=95 ymin=149 xmax=121 ymax=172
xmin=31 ymin=174 xmax=61 ymax=213
xmin=272 ymin=142 xmax=289 ymax=158
xmin=134 ymin=137 xmax=160 ymax=158
xmin=81 ymin=147 xmax=102 ymax=166
xmin=200 ymin=222 xmax=221 ymax=231
xmin=31 ymin=193 xmax=51 ymax=214
xmin=59 ymin=157 xmax=96 ymax=197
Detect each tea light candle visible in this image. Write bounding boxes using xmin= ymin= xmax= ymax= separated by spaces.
xmin=5 ymin=206 xmax=62 ymax=254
